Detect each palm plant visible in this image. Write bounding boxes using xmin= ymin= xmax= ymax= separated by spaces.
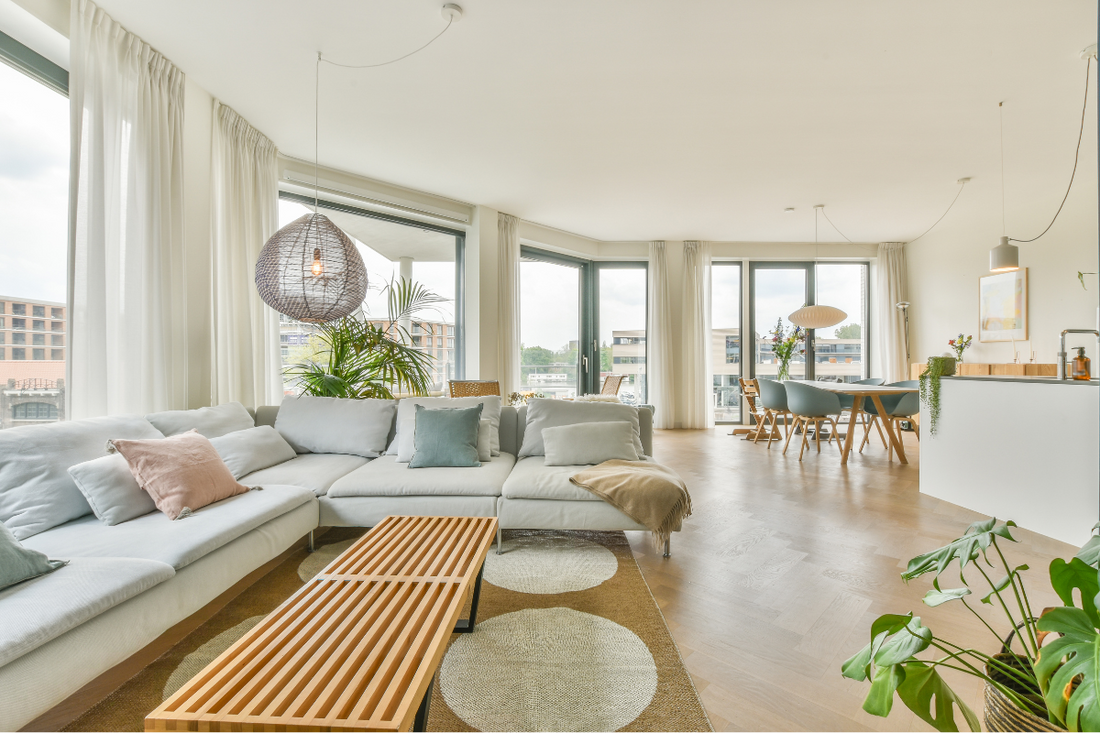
xmin=286 ymin=278 xmax=449 ymax=399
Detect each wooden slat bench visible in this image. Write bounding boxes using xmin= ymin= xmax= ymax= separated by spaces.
xmin=146 ymin=515 xmax=498 ymax=732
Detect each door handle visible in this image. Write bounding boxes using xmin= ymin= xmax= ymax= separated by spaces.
xmin=582 ymin=355 xmax=589 ymax=373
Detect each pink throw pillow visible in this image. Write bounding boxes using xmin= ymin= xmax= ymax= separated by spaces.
xmin=109 ymin=430 xmax=249 ymax=520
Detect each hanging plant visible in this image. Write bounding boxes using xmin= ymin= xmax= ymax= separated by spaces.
xmin=919 ymin=356 xmax=956 ymax=436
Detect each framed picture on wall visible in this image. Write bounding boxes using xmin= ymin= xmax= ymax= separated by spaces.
xmin=978 ymin=268 xmax=1028 ymax=342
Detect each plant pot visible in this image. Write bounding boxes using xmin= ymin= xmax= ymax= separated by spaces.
xmin=929 ymin=356 xmax=957 ymax=376
xmin=984 ymin=682 xmax=1062 ymax=732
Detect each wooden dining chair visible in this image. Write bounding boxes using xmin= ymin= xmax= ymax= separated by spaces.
xmin=600 ymin=374 xmax=626 ymax=396
xmin=448 ymin=380 xmax=501 ymax=398
xmin=739 ymin=377 xmax=774 ymax=442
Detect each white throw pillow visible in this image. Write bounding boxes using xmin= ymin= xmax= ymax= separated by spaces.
xmin=477 ymin=419 xmax=492 ymax=462
xmin=208 ymin=426 xmax=297 ymax=480
xmin=517 ymin=399 xmax=644 ymax=459
xmin=0 ymin=415 xmax=165 ymax=540
xmin=145 ymin=402 xmax=255 ymax=439
xmin=68 ymin=454 xmax=157 ymax=526
xmin=392 ymin=396 xmax=502 ymax=462
xmin=542 ymin=421 xmax=641 ymax=466
xmin=275 ymin=395 xmax=396 ymax=458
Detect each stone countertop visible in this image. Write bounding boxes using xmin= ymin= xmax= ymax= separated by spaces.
xmin=942 ymin=374 xmax=1099 ymax=385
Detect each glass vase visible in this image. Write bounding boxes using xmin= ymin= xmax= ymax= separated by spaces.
xmin=777 ymin=361 xmax=790 ymax=381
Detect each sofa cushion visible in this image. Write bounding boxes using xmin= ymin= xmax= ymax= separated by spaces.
xmin=328 ymin=453 xmax=516 ymax=498
xmin=22 ymin=485 xmax=315 ymax=570
xmin=0 ymin=415 xmax=165 ymax=540
xmin=145 ymin=402 xmax=255 ymax=439
xmin=542 ymin=421 xmax=640 ymax=466
xmin=239 ymin=454 xmax=369 ymax=496
xmin=408 ymin=405 xmax=483 ymax=469
xmin=392 ymin=396 xmax=502 ymax=460
xmin=209 ymin=426 xmax=297 ymax=480
xmin=68 ymin=454 xmax=157 ymax=526
xmin=517 ymin=400 xmax=644 ymax=459
xmin=502 ymin=455 xmax=656 ymax=502
xmin=0 ymin=556 xmax=174 ymax=668
xmin=275 ymin=396 xmax=395 ymax=458
xmin=0 ymin=523 xmax=65 ymax=591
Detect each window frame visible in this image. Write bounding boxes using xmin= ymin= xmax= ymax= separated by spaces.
xmin=711 ymin=261 xmax=744 ymax=424
xmin=278 ymin=190 xmax=467 ymax=380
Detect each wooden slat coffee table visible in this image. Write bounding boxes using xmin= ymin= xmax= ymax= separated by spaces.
xmin=146 ymin=515 xmax=498 ymax=732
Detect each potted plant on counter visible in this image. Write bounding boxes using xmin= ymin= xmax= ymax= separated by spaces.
xmin=919 ymin=355 xmax=956 ymax=436
xmin=842 ymin=518 xmax=1100 ymax=732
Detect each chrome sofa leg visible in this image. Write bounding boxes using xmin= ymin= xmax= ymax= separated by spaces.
xmin=308 ymin=530 xmax=315 ymax=553
xmin=663 ymin=538 xmax=671 ymax=558
xmin=496 ymin=527 xmax=503 ymax=555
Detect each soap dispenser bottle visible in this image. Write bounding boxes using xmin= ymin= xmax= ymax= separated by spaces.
xmin=1071 ymin=346 xmax=1091 ymax=381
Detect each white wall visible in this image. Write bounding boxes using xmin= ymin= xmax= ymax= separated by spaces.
xmin=907 ymin=182 xmax=1099 ymax=369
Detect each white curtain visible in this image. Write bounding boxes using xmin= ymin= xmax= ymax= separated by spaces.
xmin=210 ymin=101 xmax=282 ymax=409
xmin=681 ymin=241 xmax=713 ymax=429
xmin=877 ymin=242 xmax=909 ymax=383
xmin=68 ymin=0 xmax=187 ymax=419
xmin=647 ymin=241 xmax=675 ymax=428
xmin=496 ymin=213 xmax=521 ymax=396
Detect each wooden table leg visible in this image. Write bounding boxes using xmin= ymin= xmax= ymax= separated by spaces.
xmin=840 ymin=396 xmax=861 ymax=465
xmin=871 ymin=395 xmax=908 ymax=464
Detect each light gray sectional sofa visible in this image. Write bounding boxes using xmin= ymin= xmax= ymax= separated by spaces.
xmin=0 ymin=398 xmax=658 ymax=731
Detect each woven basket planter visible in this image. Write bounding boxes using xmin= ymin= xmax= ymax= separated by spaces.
xmin=984 ymin=682 xmax=1062 ymax=732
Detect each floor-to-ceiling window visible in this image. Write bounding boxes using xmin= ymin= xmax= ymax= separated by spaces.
xmin=749 ymin=261 xmax=869 ymax=384
xmin=519 ymin=252 xmax=582 ymax=398
xmin=277 ymin=194 xmax=465 ymax=395
xmin=711 ymin=263 xmax=742 ymax=422
xmin=598 ymin=264 xmax=647 ymax=404
xmin=0 ymin=34 xmax=69 ymax=428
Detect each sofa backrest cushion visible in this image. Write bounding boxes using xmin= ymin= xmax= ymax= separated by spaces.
xmin=514 ymin=403 xmax=652 ymax=457
xmin=68 ymin=454 xmax=157 ymax=526
xmin=498 ymin=406 xmax=518 ymax=456
xmin=275 ymin=395 xmax=396 ymax=458
xmin=145 ymin=402 xmax=255 ymax=439
xmin=209 ymin=426 xmax=297 ymax=480
xmin=517 ymin=399 xmax=645 ymax=459
xmin=0 ymin=415 xmax=164 ymax=540
xmin=542 ymin=421 xmax=641 ymax=465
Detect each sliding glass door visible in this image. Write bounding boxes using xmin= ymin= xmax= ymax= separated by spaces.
xmin=814 ymin=264 xmax=868 ymax=383
xmin=711 ymin=263 xmax=742 ymax=422
xmin=751 ymin=264 xmax=811 ymax=380
xmin=520 ymin=255 xmax=582 ymax=398
xmin=597 ymin=264 xmax=647 ymax=405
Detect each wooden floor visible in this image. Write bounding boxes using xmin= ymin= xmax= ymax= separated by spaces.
xmin=628 ymin=426 xmax=1076 ymax=732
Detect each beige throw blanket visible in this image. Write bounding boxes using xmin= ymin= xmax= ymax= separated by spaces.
xmin=569 ymin=460 xmax=692 ymax=548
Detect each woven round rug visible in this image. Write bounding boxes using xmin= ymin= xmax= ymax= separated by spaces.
xmin=62 ymin=527 xmax=710 ymax=732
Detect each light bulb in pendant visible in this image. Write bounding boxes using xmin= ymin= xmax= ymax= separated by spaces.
xmin=311 ymin=247 xmax=323 ymax=277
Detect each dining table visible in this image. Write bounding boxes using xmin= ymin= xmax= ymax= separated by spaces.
xmin=804 ymin=382 xmax=919 ymax=465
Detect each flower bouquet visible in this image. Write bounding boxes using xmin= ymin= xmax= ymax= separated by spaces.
xmin=770 ymin=318 xmax=806 ymax=380
xmin=949 ymin=334 xmax=973 ymax=363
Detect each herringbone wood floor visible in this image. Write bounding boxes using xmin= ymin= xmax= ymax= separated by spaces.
xmin=627 ymin=427 xmax=1076 ymax=732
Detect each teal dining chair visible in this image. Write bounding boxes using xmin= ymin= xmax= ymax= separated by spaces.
xmin=836 ymin=377 xmax=886 ymax=432
xmin=782 ymin=381 xmax=843 ymax=460
xmin=755 ymin=378 xmax=790 ymax=449
xmin=859 ymin=380 xmax=920 ymax=459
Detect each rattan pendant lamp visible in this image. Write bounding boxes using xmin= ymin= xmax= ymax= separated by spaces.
xmin=255 ymin=4 xmax=465 ymax=323
xmin=788 ymin=206 xmax=847 ymax=330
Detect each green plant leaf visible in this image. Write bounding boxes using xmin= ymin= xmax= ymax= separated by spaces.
xmin=874 ymin=616 xmax=933 ymax=667
xmin=1076 ymin=524 xmax=1100 ymax=568
xmin=1050 ymin=558 xmax=1100 ymax=629
xmin=923 ymin=586 xmax=972 ymax=607
xmin=980 ymin=564 xmax=1029 ymax=605
xmin=902 ymin=519 xmax=1017 ymax=583
xmin=842 ymin=614 xmax=914 ymax=682
xmin=896 ymin=661 xmax=981 ymax=732
xmin=864 ymin=663 xmax=906 ymax=717
xmin=844 ymin=615 xmax=935 ymax=720
xmin=1036 ymin=607 xmax=1100 ymax=731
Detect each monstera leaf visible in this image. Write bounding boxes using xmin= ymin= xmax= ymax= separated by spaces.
xmin=903 ymin=519 xmax=1017 ymax=583
xmin=1050 ymin=557 xmax=1100 ymax=629
xmin=842 ymin=615 xmax=937 ymax=719
xmin=1076 ymin=524 xmax=1100 ymax=569
xmin=1036 ymin=607 xmax=1100 ymax=731
xmin=897 ymin=661 xmax=981 ymax=732
xmin=980 ymin=564 xmax=1029 ymax=605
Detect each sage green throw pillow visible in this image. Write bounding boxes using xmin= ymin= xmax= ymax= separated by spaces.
xmin=0 ymin=522 xmax=66 ymax=591
xmin=409 ymin=404 xmax=483 ymax=468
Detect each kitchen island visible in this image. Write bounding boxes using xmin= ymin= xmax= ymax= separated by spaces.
xmin=919 ymin=375 xmax=1099 ymax=547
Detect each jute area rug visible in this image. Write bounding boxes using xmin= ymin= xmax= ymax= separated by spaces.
xmin=65 ymin=528 xmax=711 ymax=732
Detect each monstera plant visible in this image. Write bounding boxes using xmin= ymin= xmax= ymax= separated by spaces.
xmin=842 ymin=519 xmax=1100 ymax=732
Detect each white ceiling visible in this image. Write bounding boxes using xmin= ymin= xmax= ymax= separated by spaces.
xmin=92 ymin=0 xmax=1097 ymax=243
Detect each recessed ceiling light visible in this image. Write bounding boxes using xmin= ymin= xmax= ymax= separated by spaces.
xmin=783 ymin=208 xmax=795 ymax=214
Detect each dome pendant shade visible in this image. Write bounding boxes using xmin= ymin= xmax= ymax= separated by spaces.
xmin=989 ymin=236 xmax=1020 ymax=273
xmin=788 ymin=305 xmax=847 ymax=330
xmin=256 ymin=213 xmax=368 ymax=323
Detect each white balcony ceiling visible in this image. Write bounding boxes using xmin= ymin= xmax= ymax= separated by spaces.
xmin=93 ymin=0 xmax=1096 ymax=242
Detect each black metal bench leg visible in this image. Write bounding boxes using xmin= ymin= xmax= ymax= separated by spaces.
xmin=413 ymin=674 xmax=434 ymax=732
xmin=452 ymin=562 xmax=485 ymax=633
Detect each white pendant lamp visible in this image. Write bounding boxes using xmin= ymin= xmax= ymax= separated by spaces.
xmin=789 ymin=205 xmax=847 ymax=330
xmin=989 ymin=235 xmax=1019 ymax=273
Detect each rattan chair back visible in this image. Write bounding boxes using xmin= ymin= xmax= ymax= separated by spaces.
xmin=449 ymin=380 xmax=501 ymax=398
xmin=600 ymin=374 xmax=626 ymax=396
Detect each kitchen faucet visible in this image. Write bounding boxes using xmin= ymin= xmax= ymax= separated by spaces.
xmin=1058 ymin=329 xmax=1100 ymax=379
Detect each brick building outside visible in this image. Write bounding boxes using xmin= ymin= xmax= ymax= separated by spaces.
xmin=0 ymin=296 xmax=66 ymax=429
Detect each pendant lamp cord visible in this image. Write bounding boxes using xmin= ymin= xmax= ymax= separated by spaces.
xmin=999 ymin=101 xmax=1006 ymax=235
xmin=1008 ymin=56 xmax=1092 ymax=244
xmin=320 ymin=16 xmax=454 ymax=69
xmin=314 ymin=53 xmax=320 ymax=214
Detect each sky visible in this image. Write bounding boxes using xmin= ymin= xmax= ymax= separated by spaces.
xmin=0 ymin=61 xmax=69 ymax=304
